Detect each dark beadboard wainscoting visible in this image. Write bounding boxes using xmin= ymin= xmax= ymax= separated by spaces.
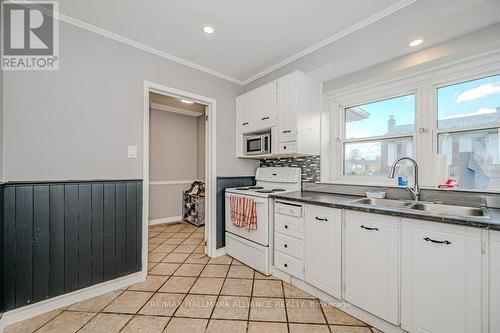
xmin=216 ymin=176 xmax=255 ymax=249
xmin=1 ymin=180 xmax=143 ymax=312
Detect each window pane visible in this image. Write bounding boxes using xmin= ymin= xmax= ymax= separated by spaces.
xmin=344 ymin=137 xmax=413 ymax=176
xmin=438 ymin=128 xmax=500 ymax=189
xmin=344 ymin=94 xmax=415 ymax=139
xmin=437 ymin=74 xmax=500 ymax=129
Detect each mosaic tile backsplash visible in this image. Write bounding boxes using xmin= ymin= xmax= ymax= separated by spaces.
xmin=260 ymin=155 xmax=320 ymax=184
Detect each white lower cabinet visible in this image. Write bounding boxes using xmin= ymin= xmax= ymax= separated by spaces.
xmin=273 ymin=200 xmax=491 ymax=333
xmin=401 ymin=218 xmax=482 ymax=333
xmin=344 ymin=211 xmax=400 ymax=325
xmin=490 ymin=230 xmax=500 ymax=333
xmin=274 ymin=201 xmax=304 ymax=278
xmin=304 ymin=205 xmax=342 ymax=297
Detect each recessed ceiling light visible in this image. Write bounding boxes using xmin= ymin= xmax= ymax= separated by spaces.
xmin=180 ymin=98 xmax=195 ymax=104
xmin=202 ymin=25 xmax=215 ymax=34
xmin=409 ymin=39 xmax=423 ymax=47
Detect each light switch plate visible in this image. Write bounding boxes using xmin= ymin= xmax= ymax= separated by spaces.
xmin=127 ymin=145 xmax=137 ymax=159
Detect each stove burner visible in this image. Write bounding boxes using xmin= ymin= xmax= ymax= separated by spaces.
xmin=272 ymin=189 xmax=286 ymax=192
xmin=235 ymin=187 xmax=250 ymax=190
xmin=256 ymin=190 xmax=274 ymax=193
xmin=248 ymin=186 xmax=264 ymax=189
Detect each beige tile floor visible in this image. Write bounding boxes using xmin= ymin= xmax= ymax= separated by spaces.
xmin=5 ymin=222 xmax=384 ymax=333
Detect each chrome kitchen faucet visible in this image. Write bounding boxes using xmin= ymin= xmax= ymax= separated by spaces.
xmin=388 ymin=157 xmax=420 ymax=201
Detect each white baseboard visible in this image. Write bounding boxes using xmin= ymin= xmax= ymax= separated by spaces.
xmin=214 ymin=247 xmax=226 ymax=258
xmin=272 ymin=267 xmax=405 ymax=333
xmin=0 ymin=272 xmax=145 ymax=333
xmin=149 ymin=216 xmax=182 ymax=225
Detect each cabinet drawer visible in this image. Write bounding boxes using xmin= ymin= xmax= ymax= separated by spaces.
xmin=275 ymin=251 xmax=303 ymax=278
xmin=275 ymin=232 xmax=303 ymax=259
xmin=278 ymin=131 xmax=297 ymax=143
xmin=275 ymin=202 xmax=302 ymax=217
xmin=276 ymin=141 xmax=297 ymax=154
xmin=275 ymin=214 xmax=302 ymax=239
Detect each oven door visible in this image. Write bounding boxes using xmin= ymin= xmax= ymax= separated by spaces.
xmin=245 ymin=136 xmax=264 ymax=155
xmin=225 ymin=194 xmax=269 ymax=246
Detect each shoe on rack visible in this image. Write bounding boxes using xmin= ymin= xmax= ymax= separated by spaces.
xmin=184 ymin=183 xmax=196 ymax=194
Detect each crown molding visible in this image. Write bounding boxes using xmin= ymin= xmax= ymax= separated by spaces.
xmin=241 ymin=0 xmax=418 ymax=85
xmin=21 ymin=0 xmax=417 ymax=86
xmin=57 ymin=13 xmax=245 ymax=85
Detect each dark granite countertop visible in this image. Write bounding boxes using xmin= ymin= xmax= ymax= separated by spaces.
xmin=271 ymin=191 xmax=500 ymax=231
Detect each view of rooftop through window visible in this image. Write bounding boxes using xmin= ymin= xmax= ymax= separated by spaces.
xmin=343 ymin=94 xmax=415 ymax=176
xmin=437 ymin=74 xmax=500 ymax=189
xmin=345 ymin=94 xmax=415 ymax=139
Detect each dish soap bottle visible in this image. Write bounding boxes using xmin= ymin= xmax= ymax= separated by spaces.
xmin=398 ymin=176 xmax=408 ymax=186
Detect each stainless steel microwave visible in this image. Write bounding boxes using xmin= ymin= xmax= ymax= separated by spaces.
xmin=244 ymin=133 xmax=270 ymax=155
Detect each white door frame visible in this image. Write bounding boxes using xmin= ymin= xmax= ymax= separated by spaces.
xmin=142 ymin=80 xmax=218 ymax=274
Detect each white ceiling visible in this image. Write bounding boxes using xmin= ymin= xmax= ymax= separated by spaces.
xmin=58 ymin=0 xmax=500 ymax=85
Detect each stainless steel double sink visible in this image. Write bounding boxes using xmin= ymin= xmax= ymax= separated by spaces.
xmin=351 ymin=198 xmax=489 ymax=218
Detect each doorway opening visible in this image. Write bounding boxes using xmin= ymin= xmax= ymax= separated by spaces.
xmin=142 ymin=81 xmax=217 ymax=276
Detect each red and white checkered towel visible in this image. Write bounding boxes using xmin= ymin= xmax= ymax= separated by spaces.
xmin=230 ymin=195 xmax=257 ymax=230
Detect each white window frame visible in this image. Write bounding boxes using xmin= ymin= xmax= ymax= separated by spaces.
xmin=433 ymin=72 xmax=500 ymax=189
xmin=322 ymin=49 xmax=500 ymax=191
xmin=332 ymin=89 xmax=417 ymax=185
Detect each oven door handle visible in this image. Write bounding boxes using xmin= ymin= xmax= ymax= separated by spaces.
xmin=224 ymin=194 xmax=266 ymax=205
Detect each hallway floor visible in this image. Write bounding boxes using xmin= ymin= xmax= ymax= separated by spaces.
xmin=5 ymin=222 xmax=382 ymax=333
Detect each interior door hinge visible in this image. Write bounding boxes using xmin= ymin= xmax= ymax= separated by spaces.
xmin=205 ymin=114 xmax=208 ymax=121
xmin=204 ymin=240 xmax=207 ymax=247
xmin=481 ymin=242 xmax=486 ymax=254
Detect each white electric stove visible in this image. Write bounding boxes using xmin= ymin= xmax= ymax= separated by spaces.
xmin=225 ymin=167 xmax=301 ymax=275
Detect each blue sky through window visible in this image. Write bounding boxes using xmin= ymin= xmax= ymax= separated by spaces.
xmin=437 ymin=74 xmax=500 ymax=128
xmin=345 ymin=94 xmax=415 ymax=139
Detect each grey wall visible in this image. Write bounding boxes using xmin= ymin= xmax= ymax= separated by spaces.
xmin=197 ymin=115 xmax=205 ymax=180
xmin=148 ymin=109 xmax=202 ymax=220
xmin=3 ymin=21 xmax=258 ymax=182
xmin=149 ymin=184 xmax=188 ymax=220
xmin=149 ymin=110 xmax=199 ymax=181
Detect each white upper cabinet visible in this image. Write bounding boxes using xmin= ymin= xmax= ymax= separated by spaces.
xmin=277 ymin=73 xmax=298 ymax=142
xmin=490 ymin=230 xmax=500 ymax=333
xmin=236 ymin=90 xmax=255 ymax=133
xmin=304 ymin=205 xmax=342 ymax=298
xmin=236 ymin=71 xmax=321 ymax=158
xmin=254 ymin=81 xmax=277 ymax=130
xmin=344 ymin=210 xmax=400 ymax=325
xmin=401 ymin=218 xmax=482 ymax=333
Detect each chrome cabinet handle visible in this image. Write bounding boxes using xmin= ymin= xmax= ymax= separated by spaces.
xmin=242 ymin=122 xmax=249 ymax=125
xmin=261 ymin=116 xmax=269 ymax=120
xmin=284 ymin=263 xmax=288 ymax=268
xmin=284 ymin=244 xmax=288 ymax=248
xmin=284 ymin=225 xmax=288 ymax=229
xmin=315 ymin=217 xmax=328 ymax=221
xmin=423 ymin=237 xmax=451 ymax=245
xmin=282 ymin=130 xmax=291 ymax=133
xmin=360 ymin=225 xmax=379 ymax=231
